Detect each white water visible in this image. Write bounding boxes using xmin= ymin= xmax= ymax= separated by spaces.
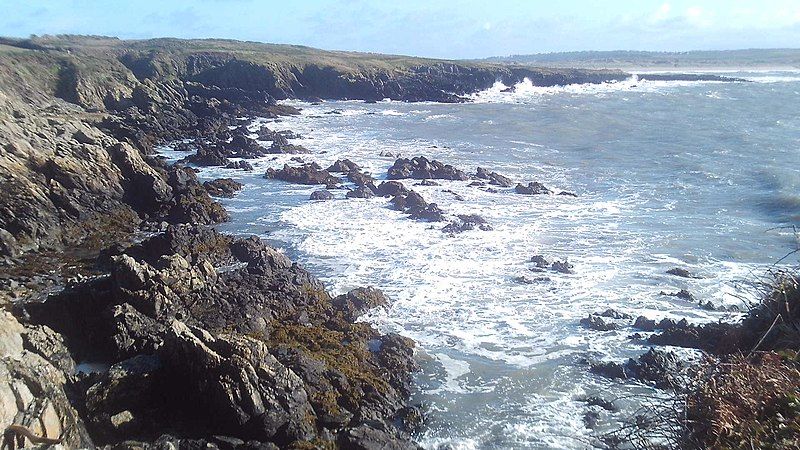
xmin=162 ymin=71 xmax=800 ymax=449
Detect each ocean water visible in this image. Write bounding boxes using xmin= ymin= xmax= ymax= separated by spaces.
xmin=161 ymin=71 xmax=800 ymax=449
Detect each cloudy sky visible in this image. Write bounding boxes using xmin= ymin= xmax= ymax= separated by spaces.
xmin=2 ymin=0 xmax=799 ymax=58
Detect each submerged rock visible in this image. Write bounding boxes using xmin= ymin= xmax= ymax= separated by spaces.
xmin=442 ymin=214 xmax=492 ymax=233
xmin=660 ymin=289 xmax=695 ymax=301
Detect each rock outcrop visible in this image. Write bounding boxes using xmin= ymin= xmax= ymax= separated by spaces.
xmin=17 ymin=226 xmax=420 ymax=448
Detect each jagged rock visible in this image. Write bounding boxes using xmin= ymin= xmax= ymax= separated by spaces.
xmin=203 ymin=178 xmax=244 ymax=198
xmin=530 ymin=255 xmax=550 ymax=268
xmin=331 ymin=287 xmax=389 ymax=322
xmin=309 ymin=190 xmax=334 ymax=201
xmin=558 ymin=191 xmax=578 ymax=197
xmin=442 ymin=214 xmax=492 ymax=233
xmin=515 ymin=182 xmax=552 ymax=195
xmin=414 ymin=179 xmax=440 ymax=187
xmin=376 ymin=181 xmax=409 ymax=197
xmin=551 ymin=260 xmax=574 ymax=274
xmin=347 ymin=186 xmax=377 ymax=199
xmin=583 ymin=396 xmax=617 ymax=412
xmin=666 ymin=267 xmax=701 ymax=278
xmin=475 ymin=167 xmax=514 ymax=187
xmin=164 ymin=321 xmax=317 ymax=442
xmin=181 ymin=144 xmax=230 ymax=167
xmin=633 ymin=316 xmax=657 ymax=332
xmin=0 ymin=311 xmax=91 ymax=448
xmin=265 ymin=164 xmax=340 ymax=186
xmin=580 ymin=315 xmax=618 ymax=331
xmin=660 ymin=289 xmax=695 ymax=301
xmin=387 ymin=157 xmax=468 ymax=181
xmin=165 ymin=167 xmax=229 ymax=224
xmin=389 ymin=190 xmax=444 ymax=222
xmin=590 ymin=348 xmax=685 ymax=389
xmin=598 ymin=309 xmax=632 ymax=320
xmin=347 ymin=170 xmax=377 ymax=188
xmin=327 ymin=159 xmax=361 ymax=173
xmin=225 ymin=160 xmax=254 ymax=171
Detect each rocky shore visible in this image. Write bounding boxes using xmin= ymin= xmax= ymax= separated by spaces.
xmin=0 ymin=35 xmax=751 ymax=449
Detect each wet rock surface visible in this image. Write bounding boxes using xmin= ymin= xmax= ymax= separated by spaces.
xmin=387 ymin=157 xmax=468 ymax=181
xmin=203 ymin=178 xmax=244 ymax=198
xmin=515 ymin=182 xmax=553 ymax=195
xmin=475 ymin=167 xmax=514 ymax=187
xmin=265 ymin=164 xmax=340 ymax=187
xmin=590 ymin=348 xmax=686 ymax=389
xmin=442 ymin=214 xmax=493 ymax=234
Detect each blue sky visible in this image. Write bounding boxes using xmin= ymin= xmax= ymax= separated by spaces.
xmin=2 ymin=1 xmax=799 ymax=58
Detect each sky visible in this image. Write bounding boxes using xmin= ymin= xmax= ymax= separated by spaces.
xmin=1 ymin=0 xmax=799 ymax=59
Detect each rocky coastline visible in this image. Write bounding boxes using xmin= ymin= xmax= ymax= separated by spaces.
xmin=0 ymin=35 xmax=753 ymax=449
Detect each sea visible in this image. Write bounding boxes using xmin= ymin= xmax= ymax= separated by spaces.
xmin=160 ymin=71 xmax=800 ymax=449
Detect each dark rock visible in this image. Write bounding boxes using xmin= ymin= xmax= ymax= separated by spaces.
xmin=442 ymin=189 xmax=465 ymax=201
xmin=442 ymin=214 xmax=492 ymax=233
xmin=590 ymin=348 xmax=685 ymax=389
xmin=551 ymin=260 xmax=574 ymax=274
xmin=530 ymin=255 xmax=550 ymax=268
xmin=203 ymin=178 xmax=243 ymax=198
xmin=666 ymin=267 xmax=701 ymax=278
xmin=515 ymin=182 xmax=552 ymax=195
xmin=327 ymin=159 xmax=361 ymax=173
xmin=387 ymin=157 xmax=468 ymax=181
xmin=225 ymin=160 xmax=254 ymax=171
xmin=599 ymin=309 xmax=632 ymax=320
xmin=331 ymin=287 xmax=389 ymax=322
xmin=558 ymin=191 xmax=578 ymax=197
xmin=580 ymin=315 xmax=618 ymax=331
xmin=181 ymin=144 xmax=230 ymax=167
xmin=376 ymin=181 xmax=409 ymax=197
xmin=414 ymin=179 xmax=440 ymax=187
xmin=310 ymin=190 xmax=334 ymax=201
xmin=265 ymin=164 xmax=340 ymax=185
xmin=409 ymin=204 xmax=444 ymax=222
xmin=347 ymin=186 xmax=377 ymax=199
xmin=633 ymin=316 xmax=657 ymax=332
xmin=347 ymin=170 xmax=377 ymax=188
xmin=475 ymin=167 xmax=514 ymax=187
xmin=660 ymin=289 xmax=695 ymax=301
xmin=390 ymin=190 xmax=444 ymax=222
xmin=584 ymin=396 xmax=617 ymax=412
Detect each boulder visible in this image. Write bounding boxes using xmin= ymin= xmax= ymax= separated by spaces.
xmin=475 ymin=167 xmax=514 ymax=187
xmin=442 ymin=214 xmax=492 ymax=233
xmin=666 ymin=267 xmax=701 ymax=279
xmin=310 ymin=190 xmax=334 ymax=201
xmin=387 ymin=157 xmax=468 ymax=181
xmin=327 ymin=159 xmax=361 ymax=173
xmin=225 ymin=160 xmax=254 ymax=171
xmin=265 ymin=164 xmax=340 ymax=186
xmin=203 ymin=178 xmax=244 ymax=198
xmin=515 ymin=182 xmax=552 ymax=195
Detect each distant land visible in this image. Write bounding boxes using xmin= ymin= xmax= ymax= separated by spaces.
xmin=482 ymin=49 xmax=800 ymax=70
